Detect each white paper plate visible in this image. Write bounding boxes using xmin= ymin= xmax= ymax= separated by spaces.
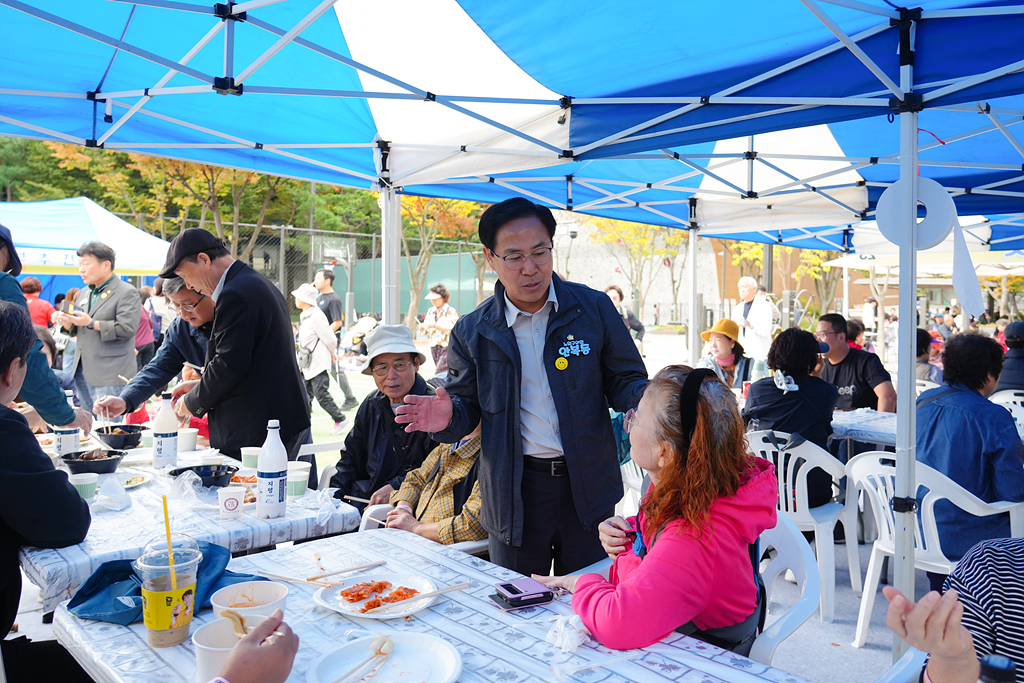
xmin=306 ymin=633 xmax=461 ymax=683
xmin=120 ymin=448 xmax=153 ymax=465
xmin=313 ymin=573 xmax=437 ymax=620
xmin=120 ymin=474 xmax=150 ymax=490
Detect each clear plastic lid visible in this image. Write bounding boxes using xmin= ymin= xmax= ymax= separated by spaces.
xmin=136 ymin=533 xmax=202 ymax=570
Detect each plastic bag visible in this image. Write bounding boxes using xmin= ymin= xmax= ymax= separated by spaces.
xmin=546 ymin=614 xmax=592 ymax=653
xmin=168 ymin=469 xmax=204 ymax=506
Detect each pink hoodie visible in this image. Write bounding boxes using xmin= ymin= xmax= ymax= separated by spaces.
xmin=572 ymin=457 xmax=777 ymax=650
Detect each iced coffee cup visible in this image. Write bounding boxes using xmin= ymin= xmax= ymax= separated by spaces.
xmin=133 ymin=534 xmax=203 ymax=647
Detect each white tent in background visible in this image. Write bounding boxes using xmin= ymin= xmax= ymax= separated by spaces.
xmin=0 ymin=197 xmax=171 ymax=275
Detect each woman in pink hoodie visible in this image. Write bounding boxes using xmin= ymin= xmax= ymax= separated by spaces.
xmin=536 ymin=365 xmax=777 ymax=654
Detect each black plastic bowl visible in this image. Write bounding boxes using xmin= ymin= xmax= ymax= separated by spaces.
xmin=62 ymin=449 xmax=126 ymax=474
xmin=169 ymin=464 xmax=238 ymax=488
xmin=94 ymin=424 xmax=146 ymax=450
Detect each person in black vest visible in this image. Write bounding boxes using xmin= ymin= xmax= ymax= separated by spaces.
xmin=996 ymin=321 xmax=1024 ymax=392
xmin=160 ymin=229 xmax=311 ymax=463
xmin=0 ymin=302 xmax=92 ymax=683
xmin=385 ymin=422 xmax=485 ymax=544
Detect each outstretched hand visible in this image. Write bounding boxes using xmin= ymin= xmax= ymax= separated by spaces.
xmin=883 ymin=586 xmax=979 ymax=683
xmin=394 ymin=386 xmax=453 ymax=433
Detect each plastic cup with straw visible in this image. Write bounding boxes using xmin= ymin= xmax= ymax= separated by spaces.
xmin=162 ymin=495 xmax=177 ymax=591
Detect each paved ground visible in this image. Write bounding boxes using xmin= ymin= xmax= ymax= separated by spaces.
xmin=11 ymin=331 xmax=924 ymax=682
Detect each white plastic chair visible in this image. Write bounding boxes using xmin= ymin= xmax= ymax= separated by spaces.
xmin=871 ymin=648 xmax=927 ymax=683
xmin=317 ymin=464 xmax=337 ymax=491
xmin=746 ymin=430 xmax=860 ymax=623
xmin=993 ymin=401 xmax=1024 ymax=439
xmin=915 ymin=379 xmax=939 ymax=396
xmin=357 ymin=503 xmax=489 ymax=555
xmin=847 ymin=452 xmax=1024 ymax=647
xmin=616 ymin=459 xmax=644 ymax=519
xmin=749 ymin=515 xmax=821 ymax=665
xmin=990 ymin=389 xmax=1024 ymax=407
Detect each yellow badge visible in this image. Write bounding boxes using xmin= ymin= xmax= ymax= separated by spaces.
xmin=555 ymin=357 xmax=568 ymax=371
xmin=100 ymin=292 xmax=109 ymax=299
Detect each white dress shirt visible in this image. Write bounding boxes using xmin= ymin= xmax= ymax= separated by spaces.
xmin=211 ymin=263 xmax=232 ymax=303
xmin=504 ymin=286 xmax=564 ymax=458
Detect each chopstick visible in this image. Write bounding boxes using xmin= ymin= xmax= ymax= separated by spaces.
xmin=330 ymin=653 xmax=388 ymax=683
xmin=117 ymin=375 xmax=130 ymax=384
xmin=256 ymin=569 xmax=335 ymax=588
xmin=313 ymin=552 xmax=326 ymax=574
xmin=306 ymin=559 xmax=386 ymax=582
xmin=361 ymin=581 xmax=470 ymax=613
xmin=184 ymin=361 xmax=204 ymax=374
xmin=343 ymin=495 xmax=372 ymax=504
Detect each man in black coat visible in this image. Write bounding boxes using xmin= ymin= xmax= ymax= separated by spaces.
xmin=161 ymin=230 xmax=310 ymax=462
xmin=996 ymin=321 xmax=1024 ymax=392
xmin=0 ymin=302 xmax=91 ymax=682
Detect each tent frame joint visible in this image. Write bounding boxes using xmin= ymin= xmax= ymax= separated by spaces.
xmin=743 ymin=190 xmax=759 ymax=199
xmin=561 ymin=149 xmax=574 ymax=159
xmin=84 ymin=139 xmax=104 ymax=149
xmin=744 ymin=150 xmax=758 ymax=160
xmin=213 ymin=77 xmax=243 ymax=95
xmin=891 ymin=7 xmax=920 ymax=66
xmin=891 ymin=496 xmax=918 ymax=514
xmin=214 ymin=3 xmax=246 ymax=22
xmin=424 ymin=91 xmax=436 ymax=102
xmin=889 ymin=93 xmax=923 ymax=113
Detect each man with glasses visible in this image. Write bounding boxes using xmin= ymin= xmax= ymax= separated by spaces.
xmin=328 ymin=325 xmax=436 ymax=510
xmin=396 ymin=197 xmax=648 ymax=576
xmin=157 ymin=229 xmax=310 ymax=463
xmin=93 ymin=276 xmax=213 ymax=420
xmin=816 ymin=313 xmax=895 ymax=413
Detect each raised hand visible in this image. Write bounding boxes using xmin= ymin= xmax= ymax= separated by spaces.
xmin=598 ymin=516 xmax=633 ymax=557
xmin=394 ymin=386 xmax=454 ymax=433
xmin=883 ymin=586 xmax=979 ymax=683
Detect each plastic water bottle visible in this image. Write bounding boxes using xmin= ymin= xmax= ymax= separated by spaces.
xmin=54 ymin=390 xmax=78 ymax=458
xmin=979 ymin=655 xmax=1015 ymax=683
xmin=256 ymin=420 xmax=287 ymax=519
xmin=152 ymin=393 xmax=178 ymax=469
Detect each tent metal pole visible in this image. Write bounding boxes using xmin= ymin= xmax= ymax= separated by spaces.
xmin=893 ymin=55 xmax=919 ymax=663
xmin=688 ymin=221 xmax=701 ymax=366
xmin=842 ymin=247 xmax=850 ymax=319
xmin=381 ymin=189 xmax=402 ymax=325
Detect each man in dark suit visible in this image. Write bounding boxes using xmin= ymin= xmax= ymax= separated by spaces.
xmin=160 ymin=229 xmax=310 ymax=462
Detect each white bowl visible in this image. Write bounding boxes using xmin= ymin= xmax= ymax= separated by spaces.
xmin=210 ymin=581 xmax=288 ymax=618
xmin=193 ymin=614 xmax=268 ymax=683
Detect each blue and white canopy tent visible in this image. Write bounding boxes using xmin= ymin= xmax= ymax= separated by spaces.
xmin=3 ymin=0 xmax=1024 ymax=655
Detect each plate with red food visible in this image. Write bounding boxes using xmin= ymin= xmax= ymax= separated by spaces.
xmin=312 ymin=573 xmax=437 ymax=620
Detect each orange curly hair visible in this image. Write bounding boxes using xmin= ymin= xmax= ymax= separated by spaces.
xmin=640 ymin=365 xmax=756 ymax=540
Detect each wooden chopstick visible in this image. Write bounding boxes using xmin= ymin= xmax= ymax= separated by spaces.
xmin=362 ymin=581 xmax=470 ymax=613
xmin=256 ymin=569 xmax=334 ymax=588
xmin=343 ymin=495 xmax=372 ymax=504
xmin=330 ymin=653 xmax=387 ymax=683
xmin=306 ymin=559 xmax=386 ymax=582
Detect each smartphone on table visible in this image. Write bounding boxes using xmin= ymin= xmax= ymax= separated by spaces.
xmin=488 ymin=577 xmax=555 ymax=612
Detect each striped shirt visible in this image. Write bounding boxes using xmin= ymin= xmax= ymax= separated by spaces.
xmin=943 ymin=537 xmax=1024 ymax=682
xmin=390 ymin=435 xmax=485 ymax=545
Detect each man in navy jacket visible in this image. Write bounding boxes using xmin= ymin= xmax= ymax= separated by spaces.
xmin=0 ymin=301 xmax=91 ymax=682
xmin=397 ymin=198 xmax=648 ymax=576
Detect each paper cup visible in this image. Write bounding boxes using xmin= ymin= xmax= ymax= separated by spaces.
xmin=218 ymin=486 xmax=245 ymax=519
xmin=241 ymin=447 xmax=261 ymax=469
xmin=287 ymin=471 xmax=307 ymax=499
xmin=210 ymin=581 xmax=288 ymax=618
xmin=177 ymin=428 xmax=199 ymax=453
xmin=193 ymin=615 xmax=269 ymax=683
xmin=68 ymin=472 xmax=98 ymax=500
xmin=200 ymin=453 xmax=225 ymax=466
xmin=141 ymin=430 xmax=154 ymax=449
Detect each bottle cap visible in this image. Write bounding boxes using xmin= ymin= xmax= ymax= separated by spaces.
xmin=980 ymin=655 xmax=1016 ymax=683
xmin=268 ymin=419 xmax=280 ymax=429
xmin=162 ymin=392 xmax=172 ymax=399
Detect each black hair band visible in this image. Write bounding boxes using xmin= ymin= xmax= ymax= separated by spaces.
xmin=679 ymin=368 xmax=716 ymax=447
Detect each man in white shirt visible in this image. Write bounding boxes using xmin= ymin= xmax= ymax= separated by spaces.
xmin=394 ymin=197 xmax=648 ymax=576
xmin=731 ymin=276 xmax=773 ymax=362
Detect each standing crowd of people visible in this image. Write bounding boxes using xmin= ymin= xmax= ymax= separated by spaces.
xmin=4 ymin=197 xmax=1024 ymax=682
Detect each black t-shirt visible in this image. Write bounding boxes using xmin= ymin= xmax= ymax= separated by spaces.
xmin=317 ymin=292 xmax=344 ymax=340
xmin=742 ymin=375 xmax=838 ymax=508
xmin=819 ymin=348 xmax=891 ymax=411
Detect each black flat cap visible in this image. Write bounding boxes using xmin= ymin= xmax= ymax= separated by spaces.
xmin=159 ymin=229 xmax=225 ymax=278
xmin=1005 ymin=321 xmax=1024 ymax=349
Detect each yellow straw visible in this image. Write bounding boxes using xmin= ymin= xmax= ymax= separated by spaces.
xmin=162 ymin=495 xmax=177 ymax=590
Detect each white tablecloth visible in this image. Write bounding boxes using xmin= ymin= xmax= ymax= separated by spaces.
xmin=828 ymin=409 xmax=897 ymax=446
xmin=54 ymin=529 xmax=813 ymax=683
xmin=22 ymin=453 xmax=360 ymax=613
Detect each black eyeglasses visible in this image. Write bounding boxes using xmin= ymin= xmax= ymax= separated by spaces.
xmin=490 ymin=246 xmax=553 ymax=271
xmin=168 ymin=293 xmax=206 ymax=313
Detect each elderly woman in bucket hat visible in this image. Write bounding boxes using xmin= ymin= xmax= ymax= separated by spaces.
xmin=695 ymin=319 xmax=753 ymax=388
xmin=328 ymin=325 xmax=436 ymax=509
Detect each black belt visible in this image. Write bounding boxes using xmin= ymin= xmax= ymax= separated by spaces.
xmin=523 ymin=455 xmax=568 ymax=477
